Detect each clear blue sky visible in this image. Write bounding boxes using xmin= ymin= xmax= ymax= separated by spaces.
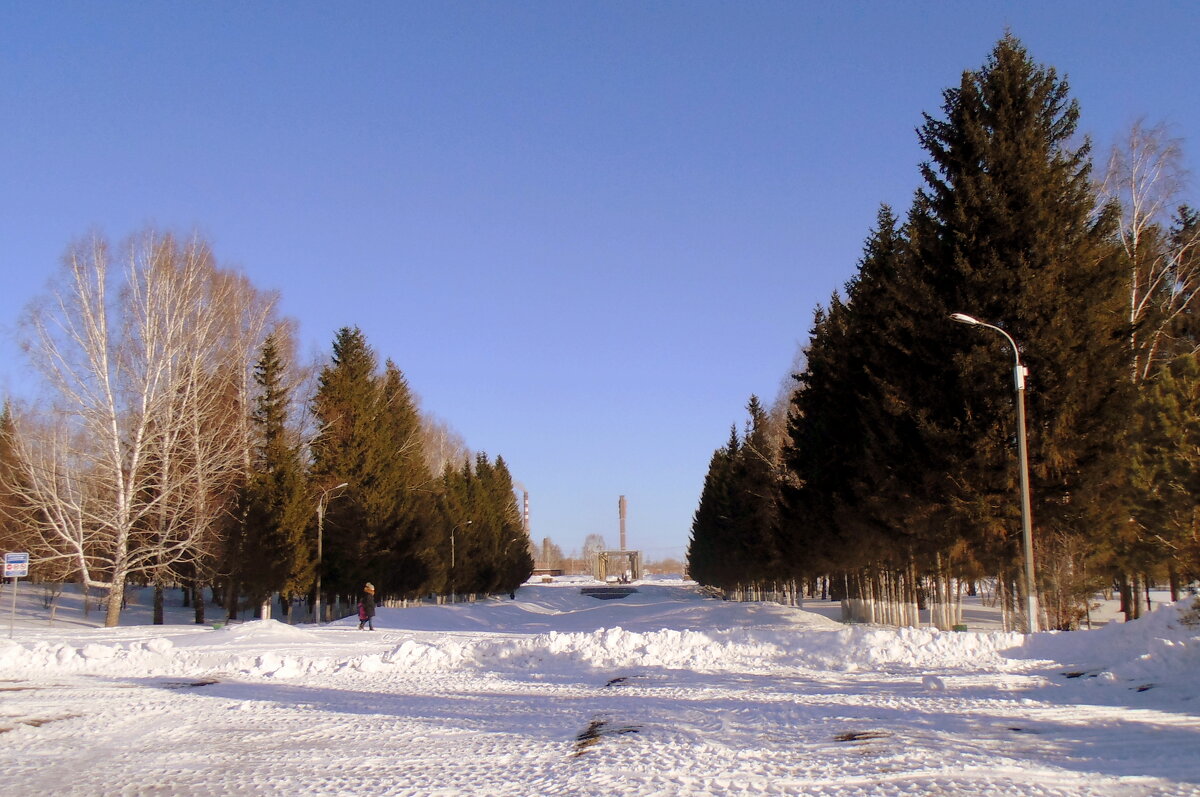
xmin=3 ymin=2 xmax=1198 ymax=560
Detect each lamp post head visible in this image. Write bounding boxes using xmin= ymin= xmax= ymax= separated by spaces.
xmin=950 ymin=313 xmax=981 ymax=326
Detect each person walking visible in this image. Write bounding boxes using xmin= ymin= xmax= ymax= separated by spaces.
xmin=357 ymin=582 xmax=377 ymax=631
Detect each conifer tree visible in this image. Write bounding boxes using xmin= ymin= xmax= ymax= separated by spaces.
xmin=782 ymin=297 xmax=867 ymax=581
xmin=731 ymin=396 xmax=783 ymax=584
xmin=489 ymin=456 xmax=533 ymax=594
xmin=1160 ymin=207 xmax=1200 ymax=361
xmin=904 ymin=34 xmax=1128 ymax=626
xmin=310 ymin=327 xmax=383 ymax=601
xmin=233 ymin=334 xmax=312 ymax=614
xmin=1129 ymin=353 xmax=1200 ymax=595
xmin=777 ymin=36 xmax=1131 ymax=627
xmin=373 ymin=360 xmax=437 ymax=598
xmin=438 ymin=458 xmax=476 ymax=597
xmin=687 ymin=397 xmax=783 ymax=594
xmin=436 ymin=453 xmax=530 ymax=597
xmin=312 ymin=331 xmax=488 ymax=604
xmin=687 ymin=426 xmax=740 ymax=588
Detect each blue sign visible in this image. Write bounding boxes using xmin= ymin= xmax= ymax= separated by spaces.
xmin=3 ymin=552 xmax=29 ymax=578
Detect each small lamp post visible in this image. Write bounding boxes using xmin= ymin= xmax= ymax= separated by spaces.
xmin=450 ymin=520 xmax=471 ymax=603
xmin=313 ymin=482 xmax=348 ymax=623
xmin=950 ymin=313 xmax=1039 ymax=633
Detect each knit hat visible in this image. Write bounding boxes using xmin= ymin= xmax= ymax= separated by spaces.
xmin=364 ymin=583 xmax=375 ymax=593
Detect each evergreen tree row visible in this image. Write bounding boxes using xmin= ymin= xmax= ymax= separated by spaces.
xmin=687 ymin=35 xmax=1200 ymax=629
xmin=237 ymin=326 xmax=534 ymax=617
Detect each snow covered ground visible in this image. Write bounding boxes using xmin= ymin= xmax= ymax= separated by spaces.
xmin=0 ymin=578 xmax=1197 ymax=796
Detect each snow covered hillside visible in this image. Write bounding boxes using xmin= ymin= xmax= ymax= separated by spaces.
xmin=1 ymin=580 xmax=1197 ymax=795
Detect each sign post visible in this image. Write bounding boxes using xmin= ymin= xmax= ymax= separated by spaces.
xmin=4 ymin=552 xmax=29 ymax=639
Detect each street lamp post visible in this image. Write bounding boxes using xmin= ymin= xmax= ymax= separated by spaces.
xmin=450 ymin=520 xmax=471 ymax=604
xmin=313 ymin=482 xmax=348 ymax=624
xmin=950 ymin=313 xmax=1039 ymax=633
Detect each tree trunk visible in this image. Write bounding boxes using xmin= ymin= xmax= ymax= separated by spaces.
xmin=225 ymin=581 xmax=239 ymax=621
xmin=104 ymin=576 xmax=125 ymax=628
xmin=153 ymin=585 xmax=165 ymax=625
xmin=192 ymin=582 xmax=206 ymax=624
xmin=1119 ymin=574 xmax=1134 ymax=622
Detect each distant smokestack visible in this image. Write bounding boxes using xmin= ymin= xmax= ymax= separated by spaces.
xmin=523 ymin=491 xmax=530 ymax=535
xmin=619 ymin=495 xmax=627 ymax=551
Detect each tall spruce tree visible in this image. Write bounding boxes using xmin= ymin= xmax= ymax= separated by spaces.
xmin=373 ymin=360 xmax=438 ymax=599
xmin=310 ymin=327 xmax=384 ymax=602
xmin=1129 ymin=353 xmax=1200 ymax=596
xmin=1166 ymin=207 xmax=1200 ymax=353
xmin=782 ymin=207 xmax=951 ymax=613
xmin=436 ymin=453 xmax=530 ymax=597
xmin=733 ymin=396 xmax=783 ymax=585
xmin=687 ymin=398 xmax=782 ymax=594
xmin=905 ymin=35 xmax=1128 ymax=627
xmin=782 ymin=296 xmax=867 ymax=583
xmin=234 ymin=334 xmax=312 ymax=615
xmin=778 ymin=36 xmax=1131 ymax=628
xmin=488 ymin=456 xmax=533 ymax=595
xmin=687 ymin=426 xmax=740 ymax=588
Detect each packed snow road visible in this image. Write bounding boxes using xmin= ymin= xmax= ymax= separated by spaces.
xmin=0 ymin=581 xmax=1197 ymax=795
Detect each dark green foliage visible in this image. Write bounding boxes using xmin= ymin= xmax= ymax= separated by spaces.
xmin=438 ymin=453 xmax=532 ymax=597
xmin=1129 ymin=354 xmax=1200 ymax=583
xmin=232 ymin=334 xmax=312 ymax=606
xmin=1164 ymin=207 xmax=1200 ymax=358
xmin=688 ymin=397 xmax=782 ymax=591
xmin=687 ymin=426 xmax=740 ymax=587
xmin=371 ymin=361 xmax=438 ymax=598
xmin=310 ymin=327 xmax=379 ymax=599
xmin=768 ymin=36 xmax=1134 ymax=625
xmin=907 ymin=36 xmax=1130 ymax=610
xmin=784 ymin=207 xmax=943 ymax=579
xmin=307 ymin=326 xmax=528 ymax=607
xmin=738 ymin=397 xmax=783 ymax=577
xmin=310 ymin=328 xmax=440 ymax=601
xmin=489 ymin=457 xmax=534 ymax=594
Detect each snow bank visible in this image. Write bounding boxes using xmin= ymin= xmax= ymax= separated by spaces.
xmin=470 ymin=626 xmax=784 ymax=675
xmin=1 ymin=590 xmax=1197 ymax=707
xmin=173 ymin=619 xmax=323 ymax=647
xmin=1012 ymin=597 xmax=1200 ymax=696
xmin=787 ymin=625 xmax=1027 ymax=672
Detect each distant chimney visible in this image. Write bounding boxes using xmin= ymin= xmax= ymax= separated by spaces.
xmin=523 ymin=491 xmax=530 ymax=534
xmin=619 ymin=495 xmax=627 ymax=551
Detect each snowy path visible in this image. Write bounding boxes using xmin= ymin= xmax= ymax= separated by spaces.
xmin=1 ymin=582 xmax=1197 ymax=795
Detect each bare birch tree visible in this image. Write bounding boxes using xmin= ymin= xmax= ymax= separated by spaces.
xmin=420 ymin=413 xmax=471 ymax=478
xmin=8 ymin=231 xmax=278 ymax=626
xmin=1102 ymin=119 xmax=1200 ymax=381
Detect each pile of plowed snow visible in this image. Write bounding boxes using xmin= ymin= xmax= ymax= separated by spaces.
xmin=1 ymin=585 xmax=1197 ymax=704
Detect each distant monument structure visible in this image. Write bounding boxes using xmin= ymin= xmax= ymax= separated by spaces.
xmin=595 ymin=494 xmax=642 ymax=581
